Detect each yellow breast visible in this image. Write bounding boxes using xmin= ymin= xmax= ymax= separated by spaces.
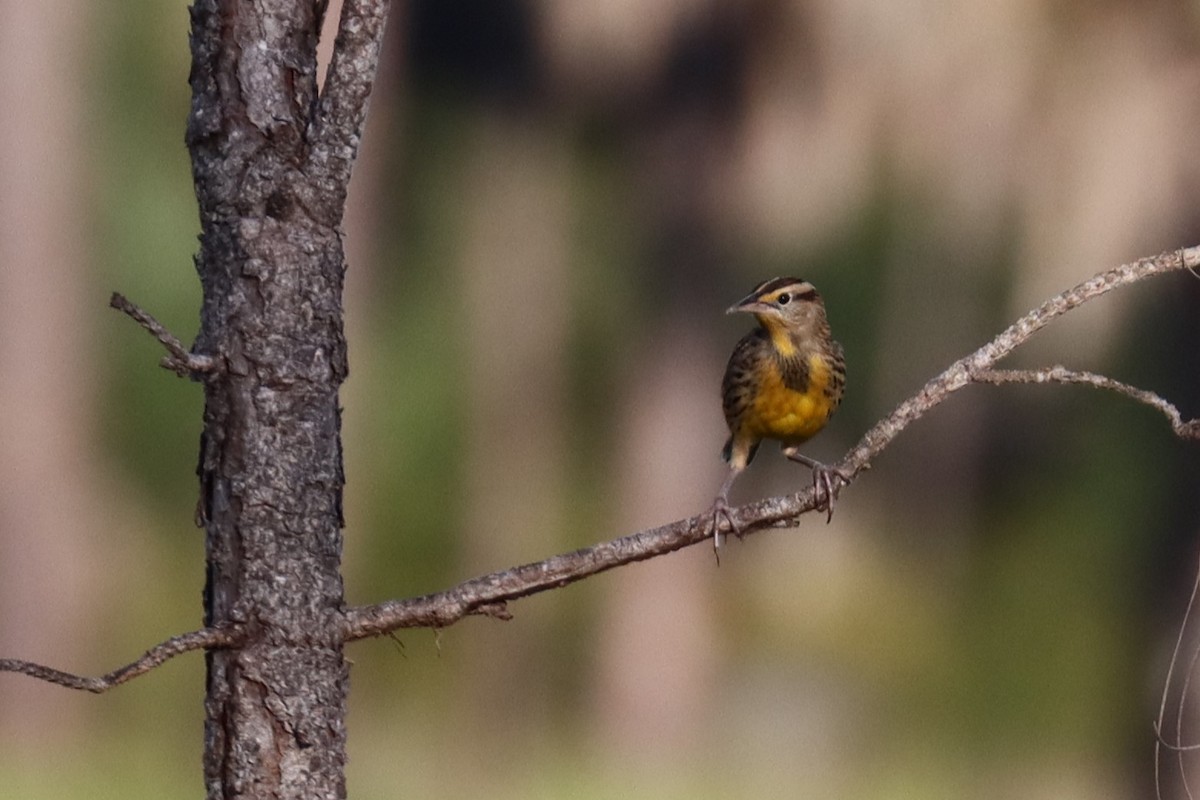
xmin=747 ymin=354 xmax=834 ymax=443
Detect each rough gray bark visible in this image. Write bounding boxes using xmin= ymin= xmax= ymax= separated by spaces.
xmin=184 ymin=1 xmax=386 ymax=797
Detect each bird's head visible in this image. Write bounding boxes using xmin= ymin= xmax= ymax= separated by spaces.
xmin=727 ymin=277 xmax=826 ymax=329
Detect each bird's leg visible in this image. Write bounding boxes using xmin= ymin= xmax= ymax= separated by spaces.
xmin=782 ymin=447 xmax=850 ymax=523
xmin=705 ymin=465 xmax=744 ymax=561
xmin=708 ymin=497 xmax=734 ymax=565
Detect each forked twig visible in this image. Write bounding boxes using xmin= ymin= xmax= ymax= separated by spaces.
xmin=972 ymin=367 xmax=1200 ymax=440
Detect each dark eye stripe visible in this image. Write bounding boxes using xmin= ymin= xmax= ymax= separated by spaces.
xmin=754 ymin=280 xmax=815 ymax=302
xmin=753 ymin=277 xmax=802 ymax=295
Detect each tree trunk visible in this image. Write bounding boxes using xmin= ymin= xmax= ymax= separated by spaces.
xmin=187 ymin=1 xmax=352 ymax=796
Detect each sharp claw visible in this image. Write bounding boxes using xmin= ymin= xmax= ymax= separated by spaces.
xmin=822 ymin=471 xmax=834 ymax=523
xmin=705 ymin=498 xmax=738 ymax=565
xmin=782 ymin=448 xmax=850 ymax=523
xmin=810 ymin=464 xmax=849 ymax=524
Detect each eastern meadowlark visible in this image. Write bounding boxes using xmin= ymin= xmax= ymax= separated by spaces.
xmin=707 ymin=277 xmax=847 ymax=549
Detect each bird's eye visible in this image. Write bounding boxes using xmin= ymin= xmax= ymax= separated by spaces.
xmin=776 ymin=293 xmax=791 ymax=305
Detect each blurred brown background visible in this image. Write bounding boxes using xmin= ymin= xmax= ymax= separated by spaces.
xmin=2 ymin=0 xmax=1200 ymax=797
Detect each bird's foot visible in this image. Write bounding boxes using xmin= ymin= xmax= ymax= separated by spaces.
xmin=782 ymin=447 xmax=852 ymax=523
xmin=704 ymin=496 xmax=739 ymax=564
xmin=810 ymin=463 xmax=851 ymax=523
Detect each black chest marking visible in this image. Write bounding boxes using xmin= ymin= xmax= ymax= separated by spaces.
xmin=776 ymin=350 xmax=811 ymax=393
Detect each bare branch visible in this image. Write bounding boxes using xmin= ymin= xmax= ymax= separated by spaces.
xmin=839 ymin=246 xmax=1200 ymax=476
xmin=344 ymin=514 xmax=737 ymax=640
xmin=0 ymin=624 xmax=245 ymax=693
xmin=109 ymin=292 xmax=216 ymax=377
xmin=972 ymin=367 xmax=1200 ymax=440
xmin=343 ymin=246 xmax=1200 ymax=639
xmin=11 ymin=248 xmax=1198 ymax=683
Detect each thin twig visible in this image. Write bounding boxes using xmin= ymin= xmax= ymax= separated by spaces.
xmin=972 ymin=367 xmax=1200 ymax=440
xmin=0 ymin=624 xmax=245 ymax=693
xmin=1155 ymin=551 xmax=1200 ymax=800
xmin=840 ymin=247 xmax=1200 ymax=476
xmin=341 ymin=245 xmax=1200 ymax=639
xmin=109 ymin=292 xmax=216 ymax=377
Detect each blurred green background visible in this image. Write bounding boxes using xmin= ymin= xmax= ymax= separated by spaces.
xmin=2 ymin=1 xmax=1200 ymax=798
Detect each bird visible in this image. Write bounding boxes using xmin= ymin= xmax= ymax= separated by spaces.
xmin=706 ymin=277 xmax=847 ymax=551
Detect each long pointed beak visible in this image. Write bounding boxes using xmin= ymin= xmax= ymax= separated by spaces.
xmin=726 ymin=296 xmax=771 ymax=315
